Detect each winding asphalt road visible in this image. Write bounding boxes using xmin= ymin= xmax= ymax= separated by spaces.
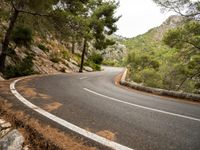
xmin=10 ymin=67 xmax=200 ymax=150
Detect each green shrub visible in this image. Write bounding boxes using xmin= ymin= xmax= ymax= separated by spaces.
xmin=4 ymin=55 xmax=35 ymax=79
xmin=102 ymin=60 xmax=117 ymax=66
xmin=50 ymin=52 xmax=61 ymax=63
xmin=140 ymin=68 xmax=162 ymax=88
xmin=85 ymin=61 xmax=101 ymax=71
xmin=61 ymin=50 xmax=70 ymax=60
xmin=129 ymin=68 xmax=162 ymax=88
xmin=12 ymin=26 xmax=32 ymax=48
xmin=38 ymin=44 xmax=49 ymax=52
xmin=89 ymin=52 xmax=103 ymax=65
xmin=0 ymin=9 xmax=9 ymax=20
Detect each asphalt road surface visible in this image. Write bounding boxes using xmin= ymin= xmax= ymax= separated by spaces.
xmin=12 ymin=67 xmax=200 ymax=150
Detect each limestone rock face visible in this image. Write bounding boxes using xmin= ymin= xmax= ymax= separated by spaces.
xmin=0 ymin=129 xmax=24 ymax=150
xmin=154 ymin=15 xmax=185 ymax=40
xmin=84 ymin=66 xmax=93 ymax=72
xmin=102 ymin=42 xmax=127 ymax=62
xmin=0 ymin=119 xmax=26 ymax=150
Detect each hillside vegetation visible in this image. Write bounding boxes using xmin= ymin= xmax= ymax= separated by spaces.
xmin=124 ymin=16 xmax=200 ymax=94
xmin=0 ymin=0 xmax=119 ymax=78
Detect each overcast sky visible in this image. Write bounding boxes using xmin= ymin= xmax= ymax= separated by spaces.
xmin=115 ymin=0 xmax=175 ymax=38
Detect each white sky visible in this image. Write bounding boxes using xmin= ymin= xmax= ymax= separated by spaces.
xmin=115 ymin=0 xmax=175 ymax=38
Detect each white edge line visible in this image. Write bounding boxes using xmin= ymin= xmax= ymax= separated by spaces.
xmin=80 ymin=77 xmax=87 ymax=80
xmin=10 ymin=78 xmax=133 ymax=150
xmin=84 ymin=88 xmax=200 ymax=122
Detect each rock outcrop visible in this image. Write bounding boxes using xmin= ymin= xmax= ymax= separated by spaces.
xmin=0 ymin=76 xmax=4 ymax=81
xmin=0 ymin=118 xmax=26 ymax=150
xmin=102 ymin=42 xmax=127 ymax=62
xmin=153 ymin=15 xmax=185 ymax=40
xmin=101 ymin=34 xmax=127 ymax=64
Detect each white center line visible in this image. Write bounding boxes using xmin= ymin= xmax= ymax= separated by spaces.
xmin=80 ymin=77 xmax=87 ymax=80
xmin=10 ymin=78 xmax=133 ymax=150
xmin=84 ymin=88 xmax=200 ymax=122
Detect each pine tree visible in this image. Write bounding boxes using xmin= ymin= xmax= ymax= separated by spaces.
xmin=0 ymin=0 xmax=58 ymax=73
xmin=79 ymin=0 xmax=120 ymax=72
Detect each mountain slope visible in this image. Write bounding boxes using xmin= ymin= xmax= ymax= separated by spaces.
xmin=123 ymin=15 xmax=199 ymax=93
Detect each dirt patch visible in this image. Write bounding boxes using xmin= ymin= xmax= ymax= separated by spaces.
xmin=38 ymin=93 xmax=51 ymax=100
xmin=0 ymin=81 xmax=11 ymax=95
xmin=43 ymin=102 xmax=63 ymax=112
xmin=20 ymin=87 xmax=38 ymax=98
xmin=18 ymin=85 xmax=51 ymax=100
xmin=96 ymin=130 xmax=117 ymax=141
xmin=0 ymin=99 xmax=99 ymax=150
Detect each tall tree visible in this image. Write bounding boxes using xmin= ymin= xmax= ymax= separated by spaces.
xmin=79 ymin=0 xmax=120 ymax=72
xmin=51 ymin=9 xmax=86 ymax=54
xmin=163 ymin=20 xmax=200 ymax=90
xmin=0 ymin=0 xmax=58 ymax=73
xmin=153 ymin=0 xmax=200 ymax=20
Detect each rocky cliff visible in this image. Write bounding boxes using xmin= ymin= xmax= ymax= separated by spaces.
xmin=101 ymin=34 xmax=127 ymax=65
xmin=0 ymin=21 xmax=92 ymax=78
xmin=153 ymin=15 xmax=185 ymax=40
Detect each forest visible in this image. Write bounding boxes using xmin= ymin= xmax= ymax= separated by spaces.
xmin=0 ymin=0 xmax=119 ymax=77
xmin=0 ymin=0 xmax=199 ymax=94
xmin=124 ymin=0 xmax=200 ymax=94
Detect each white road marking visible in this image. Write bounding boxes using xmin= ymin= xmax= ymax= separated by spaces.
xmin=10 ymin=78 xmax=133 ymax=150
xmin=84 ymin=88 xmax=200 ymax=122
xmin=80 ymin=77 xmax=87 ymax=80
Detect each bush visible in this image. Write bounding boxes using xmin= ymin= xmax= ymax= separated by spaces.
xmin=89 ymin=52 xmax=103 ymax=65
xmin=4 ymin=55 xmax=35 ymax=79
xmin=85 ymin=61 xmax=101 ymax=71
xmin=140 ymin=68 xmax=162 ymax=88
xmin=61 ymin=50 xmax=70 ymax=60
xmin=12 ymin=26 xmax=32 ymax=48
xmin=38 ymin=44 xmax=49 ymax=52
xmin=129 ymin=68 xmax=162 ymax=88
xmin=50 ymin=52 xmax=61 ymax=63
xmin=102 ymin=60 xmax=117 ymax=66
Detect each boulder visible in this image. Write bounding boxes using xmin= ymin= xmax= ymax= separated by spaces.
xmin=31 ymin=46 xmax=47 ymax=58
xmin=64 ymin=60 xmax=79 ymax=72
xmin=0 ymin=76 xmax=4 ymax=81
xmin=69 ymin=58 xmax=78 ymax=66
xmin=0 ymin=129 xmax=24 ymax=150
xmin=84 ymin=66 xmax=93 ymax=72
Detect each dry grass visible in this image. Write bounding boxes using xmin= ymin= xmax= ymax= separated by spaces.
xmin=0 ymin=99 xmax=97 ymax=150
xmin=96 ymin=130 xmax=117 ymax=141
xmin=43 ymin=102 xmax=63 ymax=112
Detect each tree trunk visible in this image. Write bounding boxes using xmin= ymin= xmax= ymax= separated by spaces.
xmin=176 ymin=72 xmax=200 ymax=91
xmin=71 ymin=40 xmax=75 ymax=54
xmin=0 ymin=9 xmax=19 ymax=73
xmin=79 ymin=38 xmax=87 ymax=73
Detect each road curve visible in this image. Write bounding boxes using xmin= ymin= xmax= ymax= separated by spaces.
xmin=13 ymin=66 xmax=200 ymax=150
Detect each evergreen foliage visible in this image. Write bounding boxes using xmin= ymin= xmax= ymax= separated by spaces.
xmin=124 ymin=20 xmax=200 ymax=93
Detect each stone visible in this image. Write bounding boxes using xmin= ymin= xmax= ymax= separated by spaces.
xmin=22 ymin=145 xmax=29 ymax=150
xmin=0 ymin=119 xmax=6 ymax=125
xmin=69 ymin=58 xmax=78 ymax=65
xmin=31 ymin=46 xmax=47 ymax=58
xmin=84 ymin=66 xmax=93 ymax=72
xmin=0 ymin=76 xmax=4 ymax=81
xmin=1 ymin=122 xmax=11 ymax=129
xmin=0 ymin=128 xmax=11 ymax=138
xmin=101 ymin=41 xmax=127 ymax=62
xmin=0 ymin=129 xmax=24 ymax=150
xmin=64 ymin=61 xmax=79 ymax=72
